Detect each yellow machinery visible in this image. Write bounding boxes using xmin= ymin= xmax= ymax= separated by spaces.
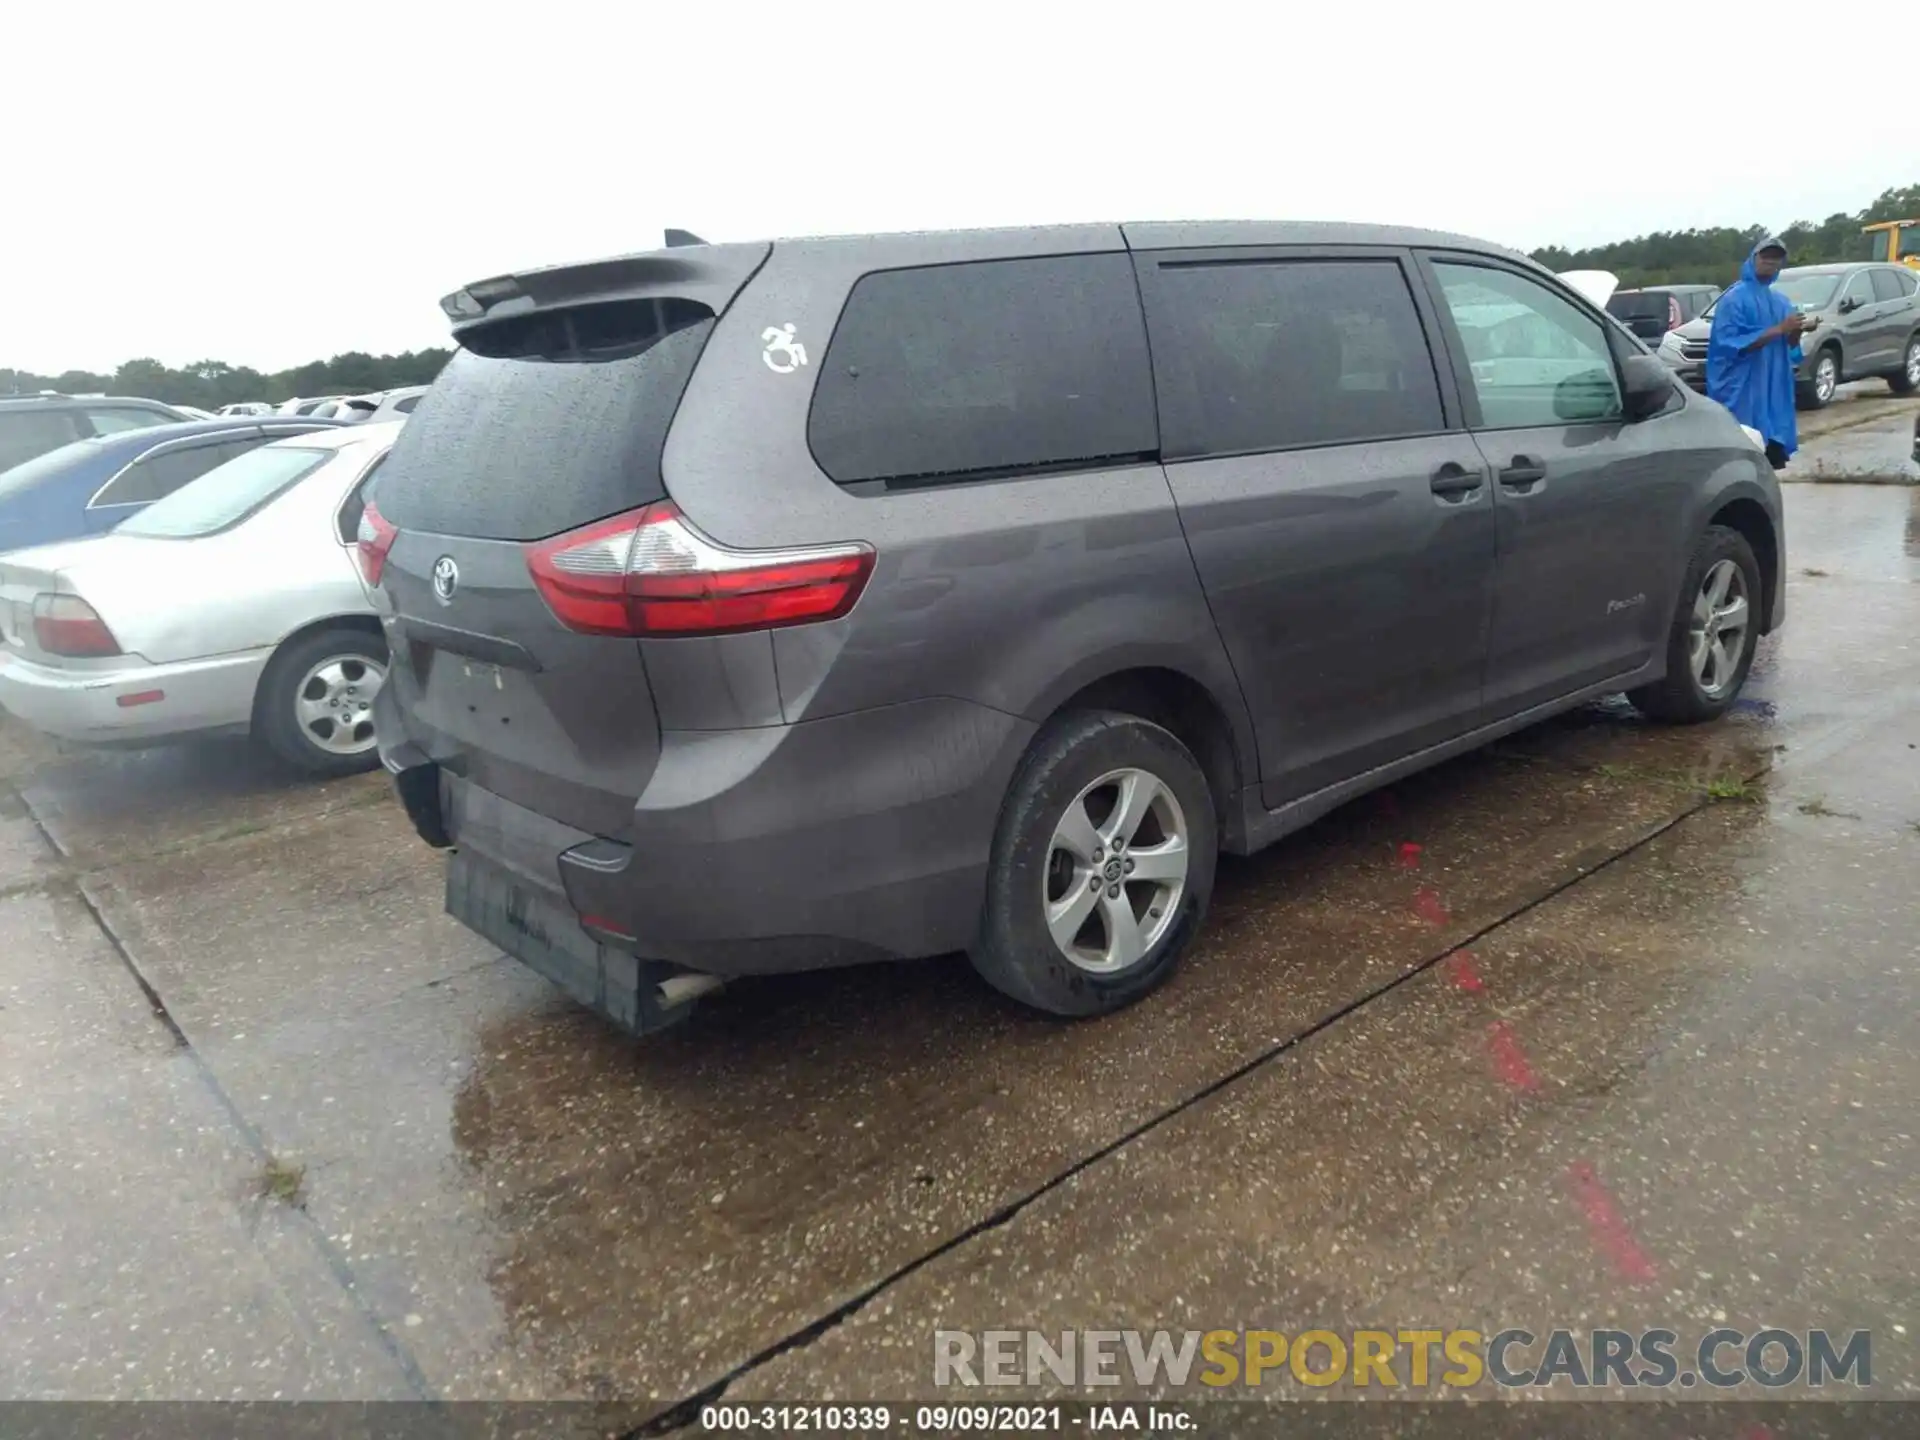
xmin=1861 ymin=219 xmax=1920 ymax=269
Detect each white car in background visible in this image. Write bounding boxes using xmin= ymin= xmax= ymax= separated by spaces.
xmin=0 ymin=423 xmax=397 ymax=776
xmin=276 ymin=395 xmax=346 ymax=416
xmin=348 ymin=385 xmax=430 ymax=422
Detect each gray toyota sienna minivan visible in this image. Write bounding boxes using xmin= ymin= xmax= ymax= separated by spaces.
xmin=368 ymin=222 xmax=1785 ymax=1032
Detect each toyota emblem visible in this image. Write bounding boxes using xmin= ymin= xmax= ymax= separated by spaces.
xmin=431 ymin=556 xmax=459 ymax=604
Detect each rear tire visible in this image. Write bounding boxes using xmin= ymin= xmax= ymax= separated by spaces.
xmin=1889 ymin=334 xmax=1920 ymax=395
xmin=1629 ymin=525 xmax=1763 ymax=725
xmin=970 ymin=710 xmax=1217 ymax=1018
xmin=255 ymin=627 xmax=389 ymax=777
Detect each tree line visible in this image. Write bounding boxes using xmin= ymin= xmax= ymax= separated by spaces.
xmin=6 ymin=182 xmax=1917 ymax=402
xmin=0 ymin=350 xmax=452 ymax=411
xmin=1530 ymin=183 xmax=1920 ymax=292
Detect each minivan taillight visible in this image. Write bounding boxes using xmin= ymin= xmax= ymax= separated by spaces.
xmin=32 ymin=594 xmax=121 ymax=657
xmin=524 ymin=502 xmax=875 ymax=638
xmin=356 ymin=500 xmax=398 ymax=586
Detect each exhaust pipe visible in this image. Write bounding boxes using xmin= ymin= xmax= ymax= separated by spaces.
xmin=657 ymin=972 xmax=725 ymax=1008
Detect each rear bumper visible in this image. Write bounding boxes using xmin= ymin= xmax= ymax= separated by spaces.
xmin=0 ymin=647 xmax=266 ymax=745
xmin=377 ymin=692 xmax=1036 ymax=976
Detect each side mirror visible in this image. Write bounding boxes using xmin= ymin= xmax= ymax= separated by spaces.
xmin=1838 ymin=297 xmax=1861 ymax=315
xmin=1622 ymin=354 xmax=1678 ymax=421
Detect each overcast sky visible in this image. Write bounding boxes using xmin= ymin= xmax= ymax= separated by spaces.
xmin=5 ymin=0 xmax=1912 ymax=375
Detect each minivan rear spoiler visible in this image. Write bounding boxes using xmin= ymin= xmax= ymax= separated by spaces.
xmin=438 ymin=241 xmax=772 ymax=340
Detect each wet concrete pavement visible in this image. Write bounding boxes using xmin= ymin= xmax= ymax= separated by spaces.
xmin=1781 ymin=395 xmax=1920 ymax=484
xmin=4 ymin=418 xmax=1919 ymax=1415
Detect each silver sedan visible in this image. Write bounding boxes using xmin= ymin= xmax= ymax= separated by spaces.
xmin=0 ymin=423 xmax=397 ymax=775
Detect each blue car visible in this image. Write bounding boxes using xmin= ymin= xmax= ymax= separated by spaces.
xmin=0 ymin=417 xmax=344 ymax=553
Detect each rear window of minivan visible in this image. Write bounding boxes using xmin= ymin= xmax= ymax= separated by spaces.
xmin=808 ymin=253 xmax=1158 ymax=486
xmin=1606 ymin=293 xmax=1670 ymax=320
xmin=374 ymin=300 xmax=714 ymax=542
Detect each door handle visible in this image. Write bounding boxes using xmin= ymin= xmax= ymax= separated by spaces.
xmin=1499 ymin=456 xmax=1547 ymax=488
xmin=1429 ymin=462 xmax=1484 ymax=498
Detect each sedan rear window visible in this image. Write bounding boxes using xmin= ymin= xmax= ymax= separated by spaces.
xmin=116 ymin=446 xmax=331 ymax=538
xmin=0 ymin=437 xmax=109 ymax=500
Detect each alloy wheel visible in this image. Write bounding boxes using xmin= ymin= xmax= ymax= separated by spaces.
xmin=1815 ymin=353 xmax=1838 ymax=404
xmin=1906 ymin=339 xmax=1920 ymax=388
xmin=294 ymin=654 xmax=386 ymax=756
xmin=1688 ymin=559 xmax=1750 ymax=700
xmin=1042 ymin=767 xmax=1190 ymax=974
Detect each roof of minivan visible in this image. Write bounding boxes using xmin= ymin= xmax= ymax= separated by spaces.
xmin=1120 ymin=220 xmax=1528 ymax=256
xmin=441 ymin=222 xmax=1555 ymax=340
xmin=750 ymin=220 xmax=1533 ymax=260
xmin=451 ymin=221 xmax=1544 ymax=292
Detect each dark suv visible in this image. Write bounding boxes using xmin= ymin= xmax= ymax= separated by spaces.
xmin=0 ymin=393 xmax=190 ymax=471
xmin=369 ymin=222 xmax=1785 ymax=1031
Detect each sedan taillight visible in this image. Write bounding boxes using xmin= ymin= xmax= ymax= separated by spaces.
xmin=524 ymin=502 xmax=874 ymax=639
xmin=356 ymin=500 xmax=398 ymax=586
xmin=33 ymin=593 xmax=121 ymax=657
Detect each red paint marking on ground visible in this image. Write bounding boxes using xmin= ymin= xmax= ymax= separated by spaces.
xmin=1737 ymin=1427 xmax=1776 ymax=1440
xmin=1398 ymin=841 xmax=1423 ymax=869
xmin=1412 ymin=886 xmax=1449 ymax=926
xmin=1485 ymin=1021 xmax=1540 ymax=1091
xmin=1565 ymin=1161 xmax=1659 ymax=1284
xmin=1446 ymin=951 xmax=1485 ymax=992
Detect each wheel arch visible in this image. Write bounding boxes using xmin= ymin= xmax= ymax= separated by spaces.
xmin=1706 ymin=495 xmax=1780 ymax=633
xmin=1031 ymin=661 xmax=1254 ymax=841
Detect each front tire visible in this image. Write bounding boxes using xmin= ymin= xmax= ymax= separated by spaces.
xmin=1889 ymin=334 xmax=1920 ymax=396
xmin=1629 ymin=525 xmax=1763 ymax=725
xmin=1796 ymin=347 xmax=1839 ymax=410
xmin=970 ymin=710 xmax=1217 ymax=1018
xmin=255 ymin=627 xmax=389 ymax=777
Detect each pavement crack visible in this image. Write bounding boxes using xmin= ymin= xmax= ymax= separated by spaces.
xmin=625 ymin=763 xmax=1771 ymax=1437
xmin=68 ymin=880 xmax=439 ymax=1401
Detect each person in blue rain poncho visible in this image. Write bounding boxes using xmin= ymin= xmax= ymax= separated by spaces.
xmin=1707 ymin=236 xmax=1813 ymax=470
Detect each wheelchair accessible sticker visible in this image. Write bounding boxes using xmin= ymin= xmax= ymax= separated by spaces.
xmin=762 ymin=323 xmax=808 ymax=374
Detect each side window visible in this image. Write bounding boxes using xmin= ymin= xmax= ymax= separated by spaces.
xmin=807 ymin=253 xmax=1158 ymax=485
xmin=1431 ymin=262 xmax=1623 ymax=428
xmin=1898 ymin=269 xmax=1919 ymax=298
xmin=1841 ymin=271 xmax=1876 ymax=309
xmin=92 ymin=442 xmax=241 ymax=508
xmin=392 ymin=394 xmax=421 ymax=414
xmin=1870 ymin=269 xmax=1906 ymax=304
xmin=85 ymin=407 xmax=171 ymax=436
xmin=1143 ymin=258 xmax=1445 ymax=458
